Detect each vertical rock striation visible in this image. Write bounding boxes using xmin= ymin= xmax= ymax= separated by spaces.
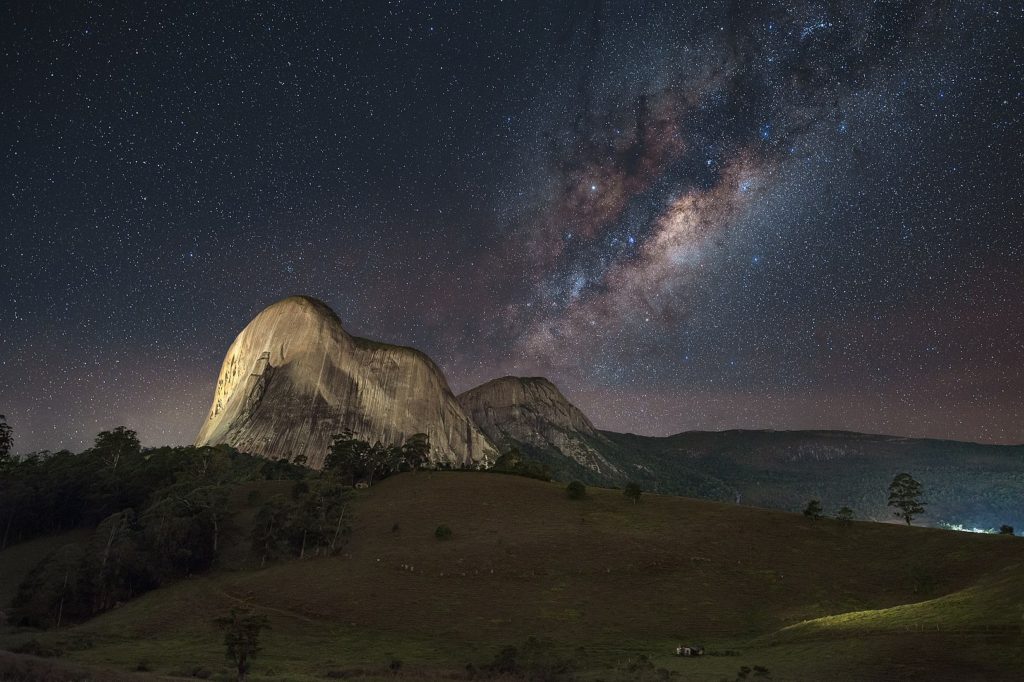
xmin=195 ymin=296 xmax=498 ymax=468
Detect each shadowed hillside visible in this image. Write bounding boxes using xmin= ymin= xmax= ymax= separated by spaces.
xmin=3 ymin=472 xmax=1022 ymax=681
xmin=602 ymin=430 xmax=1024 ymax=529
xmin=455 ymin=376 xmax=1024 ymax=531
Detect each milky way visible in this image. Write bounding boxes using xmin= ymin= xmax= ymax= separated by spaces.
xmin=2 ymin=1 xmax=1022 ymax=452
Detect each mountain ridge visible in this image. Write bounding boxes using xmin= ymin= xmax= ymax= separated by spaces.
xmin=194 ymin=296 xmax=1024 ymax=528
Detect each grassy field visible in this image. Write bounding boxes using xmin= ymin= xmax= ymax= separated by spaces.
xmin=2 ymin=471 xmax=1023 ymax=680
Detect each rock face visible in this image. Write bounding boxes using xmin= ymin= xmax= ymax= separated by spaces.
xmin=195 ymin=296 xmax=498 ymax=468
xmin=457 ymin=376 xmax=620 ymax=476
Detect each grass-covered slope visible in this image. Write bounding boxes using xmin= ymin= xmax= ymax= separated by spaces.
xmin=602 ymin=430 xmax=1024 ymax=529
xmin=2 ymin=472 xmax=1022 ymax=680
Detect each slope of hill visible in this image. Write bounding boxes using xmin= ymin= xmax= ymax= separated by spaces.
xmin=603 ymin=430 xmax=1024 ymax=529
xmin=455 ymin=376 xmax=1024 ymax=529
xmin=3 ymin=472 xmax=1022 ymax=681
xmin=195 ymin=296 xmax=498 ymax=467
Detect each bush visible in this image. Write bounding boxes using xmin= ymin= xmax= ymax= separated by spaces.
xmin=484 ymin=637 xmax=575 ymax=679
xmin=435 ymin=525 xmax=452 ymax=540
xmin=624 ymin=483 xmax=643 ymax=504
xmin=566 ymin=481 xmax=586 ymax=500
xmin=802 ymin=499 xmax=823 ymax=520
xmin=731 ymin=664 xmax=772 ymax=679
xmin=998 ymin=524 xmax=1014 ymax=535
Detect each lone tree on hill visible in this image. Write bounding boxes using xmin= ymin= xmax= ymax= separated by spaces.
xmin=802 ymin=499 xmax=823 ymax=520
xmin=888 ymin=473 xmax=926 ymax=525
xmin=623 ymin=483 xmax=643 ymax=504
xmin=566 ymin=481 xmax=586 ymax=500
xmin=215 ymin=609 xmax=269 ymax=682
xmin=836 ymin=506 xmax=854 ymax=524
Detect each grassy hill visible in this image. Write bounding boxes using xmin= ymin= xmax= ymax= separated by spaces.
xmin=596 ymin=430 xmax=1024 ymax=530
xmin=2 ymin=471 xmax=1023 ymax=681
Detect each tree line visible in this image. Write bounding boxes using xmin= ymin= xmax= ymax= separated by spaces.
xmin=0 ymin=415 xmax=441 ymax=628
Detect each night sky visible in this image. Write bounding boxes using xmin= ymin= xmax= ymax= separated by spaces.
xmin=3 ymin=1 xmax=1022 ymax=453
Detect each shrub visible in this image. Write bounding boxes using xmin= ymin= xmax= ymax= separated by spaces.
xmin=484 ymin=637 xmax=574 ymax=679
xmin=835 ymin=506 xmax=854 ymax=523
xmin=730 ymin=665 xmax=772 ymax=680
xmin=566 ymin=481 xmax=586 ymax=500
xmin=623 ymin=483 xmax=643 ymax=504
xmin=998 ymin=524 xmax=1014 ymax=535
xmin=802 ymin=499 xmax=823 ymax=520
xmin=435 ymin=525 xmax=452 ymax=540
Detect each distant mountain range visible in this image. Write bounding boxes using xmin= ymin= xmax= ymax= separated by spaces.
xmin=197 ymin=296 xmax=1024 ymax=529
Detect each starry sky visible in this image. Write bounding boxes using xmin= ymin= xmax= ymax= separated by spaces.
xmin=3 ymin=1 xmax=1022 ymax=453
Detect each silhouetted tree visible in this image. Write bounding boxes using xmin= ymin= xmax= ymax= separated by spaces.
xmin=215 ymin=609 xmax=269 ymax=682
xmin=566 ymin=481 xmax=586 ymax=500
xmin=143 ymin=482 xmax=228 ymax=573
xmin=0 ymin=414 xmax=13 ymax=469
xmin=836 ymin=506 xmax=854 ymax=524
xmin=888 ymin=473 xmax=926 ymax=525
xmin=623 ymin=483 xmax=642 ymax=504
xmin=401 ymin=433 xmax=431 ymax=471
xmin=251 ymin=496 xmax=291 ymax=568
xmin=324 ymin=430 xmax=369 ymax=485
xmin=87 ymin=510 xmax=148 ymax=613
xmin=92 ymin=426 xmax=141 ymax=471
xmin=998 ymin=525 xmax=1014 ymax=535
xmin=802 ymin=499 xmax=823 ymax=521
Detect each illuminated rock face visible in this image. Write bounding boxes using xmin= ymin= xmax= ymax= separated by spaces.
xmin=195 ymin=296 xmax=498 ymax=468
xmin=457 ymin=376 xmax=620 ymax=476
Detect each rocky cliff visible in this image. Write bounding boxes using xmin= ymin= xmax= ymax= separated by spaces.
xmin=195 ymin=296 xmax=498 ymax=468
xmin=456 ymin=376 xmax=621 ymax=477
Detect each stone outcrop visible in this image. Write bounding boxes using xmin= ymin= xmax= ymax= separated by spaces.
xmin=195 ymin=296 xmax=498 ymax=468
xmin=456 ymin=376 xmax=620 ymax=476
